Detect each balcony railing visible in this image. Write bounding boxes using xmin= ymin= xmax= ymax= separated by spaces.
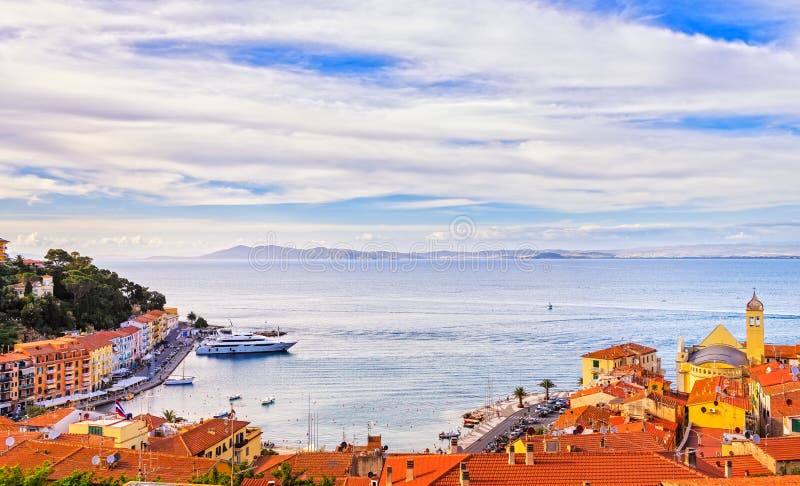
xmin=46 ymin=379 xmax=55 ymax=385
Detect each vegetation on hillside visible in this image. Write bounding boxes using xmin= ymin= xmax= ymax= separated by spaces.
xmin=0 ymin=250 xmax=165 ymax=346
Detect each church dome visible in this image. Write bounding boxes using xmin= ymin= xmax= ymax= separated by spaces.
xmin=689 ymin=345 xmax=748 ymax=367
xmin=747 ymin=292 xmax=764 ymax=311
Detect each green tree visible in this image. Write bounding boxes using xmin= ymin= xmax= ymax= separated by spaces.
xmin=194 ymin=316 xmax=209 ymax=328
xmin=0 ymin=462 xmax=51 ymax=486
xmin=538 ymin=379 xmax=555 ymax=401
xmin=0 ymin=321 xmax=20 ymax=348
xmin=187 ymin=311 xmax=197 ymax=323
xmin=26 ymin=405 xmax=48 ymax=417
xmin=163 ymin=409 xmax=178 ymax=422
xmin=271 ymin=463 xmax=315 ymax=486
xmin=513 ymin=386 xmax=526 ymax=408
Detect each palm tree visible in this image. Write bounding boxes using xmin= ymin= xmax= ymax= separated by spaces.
xmin=163 ymin=409 xmax=179 ymax=423
xmin=513 ymin=386 xmax=526 ymax=408
xmin=538 ymin=379 xmax=555 ymax=401
xmin=187 ymin=311 xmax=197 ymax=324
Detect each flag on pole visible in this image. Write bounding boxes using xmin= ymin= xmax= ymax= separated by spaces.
xmin=115 ymin=400 xmax=127 ymax=418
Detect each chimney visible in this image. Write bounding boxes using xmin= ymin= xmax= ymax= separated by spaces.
xmin=459 ymin=462 xmax=469 ymax=486
xmin=386 ymin=466 xmax=393 ymax=486
xmin=406 ymin=459 xmax=414 ymax=482
xmin=525 ymin=443 xmax=534 ymax=465
xmin=450 ymin=437 xmax=459 ymax=454
xmin=508 ymin=445 xmax=515 ymax=465
xmin=725 ymin=460 xmax=733 ymax=478
xmin=685 ymin=449 xmax=696 ymax=468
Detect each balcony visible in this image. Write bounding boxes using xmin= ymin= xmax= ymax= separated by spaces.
xmin=65 ymin=366 xmax=74 ymax=372
xmin=46 ymin=379 xmax=55 ymax=385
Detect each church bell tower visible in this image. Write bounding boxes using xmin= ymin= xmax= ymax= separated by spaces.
xmin=745 ymin=291 xmax=765 ymax=365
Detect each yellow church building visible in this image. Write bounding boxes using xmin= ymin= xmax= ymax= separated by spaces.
xmin=676 ymin=292 xmax=765 ymax=394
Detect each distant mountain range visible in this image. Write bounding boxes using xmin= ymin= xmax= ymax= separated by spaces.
xmin=148 ymin=243 xmax=800 ymax=260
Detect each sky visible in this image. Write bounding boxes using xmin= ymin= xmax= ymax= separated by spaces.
xmin=1 ymin=0 xmax=800 ymax=257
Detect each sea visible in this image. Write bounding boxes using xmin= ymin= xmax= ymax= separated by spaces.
xmin=99 ymin=258 xmax=800 ymax=452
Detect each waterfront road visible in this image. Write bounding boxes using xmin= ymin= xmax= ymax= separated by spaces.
xmin=88 ymin=324 xmax=196 ymax=409
xmin=463 ymin=392 xmax=569 ymax=453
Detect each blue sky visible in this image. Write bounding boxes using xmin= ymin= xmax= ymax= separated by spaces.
xmin=1 ymin=0 xmax=800 ymax=257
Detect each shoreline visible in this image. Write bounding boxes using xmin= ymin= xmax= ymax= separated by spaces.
xmin=458 ymin=389 xmax=573 ymax=451
xmin=85 ymin=329 xmax=196 ymax=410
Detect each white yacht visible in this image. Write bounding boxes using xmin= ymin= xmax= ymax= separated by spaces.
xmin=196 ymin=332 xmax=297 ymax=355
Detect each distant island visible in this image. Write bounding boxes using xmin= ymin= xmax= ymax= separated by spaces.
xmin=148 ymin=243 xmax=800 ymax=260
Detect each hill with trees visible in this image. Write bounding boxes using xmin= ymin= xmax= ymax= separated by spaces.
xmin=0 ymin=249 xmax=165 ymax=347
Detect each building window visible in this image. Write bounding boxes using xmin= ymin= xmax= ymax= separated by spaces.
xmin=592 ymin=360 xmax=599 ymax=368
xmin=88 ymin=426 xmax=103 ymax=436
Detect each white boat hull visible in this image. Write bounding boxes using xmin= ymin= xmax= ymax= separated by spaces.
xmin=196 ymin=341 xmax=297 ymax=355
xmin=164 ymin=377 xmax=194 ymax=385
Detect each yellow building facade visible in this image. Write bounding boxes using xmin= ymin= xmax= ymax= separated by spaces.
xmin=675 ymin=293 xmax=765 ymax=394
xmin=580 ymin=343 xmax=660 ymax=387
xmin=0 ymin=238 xmax=8 ymax=262
xmin=686 ymin=376 xmax=748 ymax=431
xmin=69 ymin=418 xmax=149 ymax=449
xmin=72 ymin=334 xmax=115 ymax=391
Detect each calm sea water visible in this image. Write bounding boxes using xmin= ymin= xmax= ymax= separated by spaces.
xmin=100 ymin=258 xmax=800 ymax=451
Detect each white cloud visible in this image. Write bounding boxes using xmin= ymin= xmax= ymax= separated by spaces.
xmin=0 ymin=0 xmax=799 ymax=250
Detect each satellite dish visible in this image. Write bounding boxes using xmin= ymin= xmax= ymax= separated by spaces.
xmin=753 ymin=434 xmax=761 ymax=444
xmin=610 ymin=426 xmax=617 ymax=433
xmin=794 ymin=375 xmax=799 ymax=382
xmin=107 ymin=454 xmax=116 ymax=464
xmin=5 ymin=437 xmax=14 ymax=447
xmin=791 ymin=365 xmax=799 ymax=375
xmin=91 ymin=455 xmax=100 ymax=466
xmin=600 ymin=425 xmax=608 ymax=434
xmin=779 ymin=363 xmax=785 ymax=369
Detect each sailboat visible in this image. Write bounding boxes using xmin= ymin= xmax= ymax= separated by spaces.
xmin=165 ymin=360 xmax=194 ymax=385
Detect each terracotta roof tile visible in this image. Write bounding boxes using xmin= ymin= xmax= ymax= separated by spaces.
xmin=420 ymin=452 xmax=707 ymax=486
xmin=751 ymin=362 xmax=796 ymax=387
xmin=664 ymin=477 xmax=800 ymax=485
xmin=582 ymin=342 xmax=657 ymax=360
xmin=379 ymin=454 xmax=468 ymax=486
xmin=552 ymin=405 xmax=613 ymax=431
xmin=522 ymin=431 xmax=666 ymax=454
xmin=256 ymin=451 xmax=356 ymax=480
xmin=20 ymin=408 xmax=76 ymax=428
xmin=756 ymin=435 xmax=800 ymax=462
xmin=0 ymin=352 xmax=30 ymax=364
xmin=571 ymin=386 xmax=604 ymax=400
xmin=149 ymin=418 xmax=249 ymax=457
xmin=695 ymin=455 xmax=772 ymax=478
xmin=75 ymin=333 xmax=114 ymax=350
xmin=134 ymin=413 xmax=168 ymax=431
xmin=763 ymin=380 xmax=800 ymax=396
xmin=688 ymin=377 xmax=748 ymax=410
xmin=336 ymin=477 xmax=373 ymax=486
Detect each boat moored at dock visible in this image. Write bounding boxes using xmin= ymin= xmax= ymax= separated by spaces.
xmin=196 ymin=331 xmax=297 ymax=355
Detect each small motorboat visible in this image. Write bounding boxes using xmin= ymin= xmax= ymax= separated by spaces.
xmin=229 ymin=394 xmax=242 ymax=401
xmin=261 ymin=396 xmax=275 ymax=405
xmin=439 ymin=430 xmax=460 ymax=440
xmin=547 ymin=302 xmax=553 ymax=311
xmin=213 ymin=411 xmax=229 ymax=419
